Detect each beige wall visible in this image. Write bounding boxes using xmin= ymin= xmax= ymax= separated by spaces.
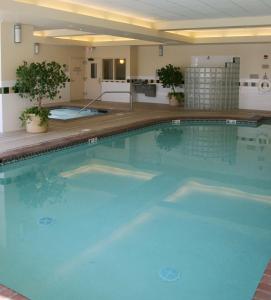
xmin=1 ymin=23 xmax=34 ymax=81
xmin=0 ymin=22 xmax=85 ymax=82
xmin=35 ymin=44 xmax=86 ymax=101
xmin=0 ymin=23 xmax=2 ymax=82
xmin=0 ymin=21 xmax=86 ymax=132
xmin=130 ymin=46 xmax=138 ymax=77
xmin=86 ymin=43 xmax=271 ymax=79
xmin=137 ymin=43 xmax=271 ymax=79
xmin=34 ymin=44 xmax=85 ymax=69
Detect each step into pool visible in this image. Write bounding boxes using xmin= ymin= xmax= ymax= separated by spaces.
xmin=0 ymin=123 xmax=270 ymax=300
xmin=49 ymin=107 xmax=108 ymax=120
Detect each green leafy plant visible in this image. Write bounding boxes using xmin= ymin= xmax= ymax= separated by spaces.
xmin=157 ymin=64 xmax=184 ymax=102
xmin=14 ymin=61 xmax=69 ymax=126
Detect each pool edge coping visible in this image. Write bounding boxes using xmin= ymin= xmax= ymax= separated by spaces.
xmin=0 ymin=115 xmax=264 ymax=165
xmin=0 ymin=284 xmax=29 ymax=299
xmin=252 ymin=260 xmax=271 ymax=300
xmin=48 ymin=105 xmax=112 ymax=121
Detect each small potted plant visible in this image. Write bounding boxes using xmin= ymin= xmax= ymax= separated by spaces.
xmin=14 ymin=61 xmax=69 ymax=133
xmin=157 ymin=64 xmax=184 ymax=106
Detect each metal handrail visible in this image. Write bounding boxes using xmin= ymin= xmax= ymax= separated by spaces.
xmin=79 ymin=91 xmax=133 ymax=112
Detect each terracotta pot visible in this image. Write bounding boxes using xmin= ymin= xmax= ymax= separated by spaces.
xmin=25 ymin=114 xmax=48 ymax=133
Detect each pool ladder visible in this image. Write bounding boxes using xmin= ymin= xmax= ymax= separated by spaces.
xmin=79 ymin=91 xmax=133 ymax=112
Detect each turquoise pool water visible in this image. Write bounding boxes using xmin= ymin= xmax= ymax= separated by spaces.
xmin=49 ymin=107 xmax=108 ymax=120
xmin=0 ymin=123 xmax=271 ymax=300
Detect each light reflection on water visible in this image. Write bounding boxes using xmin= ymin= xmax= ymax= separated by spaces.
xmin=0 ymin=123 xmax=271 ymax=300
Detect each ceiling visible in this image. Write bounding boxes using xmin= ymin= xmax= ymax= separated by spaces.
xmin=60 ymin=0 xmax=271 ymax=21
xmin=1 ymin=0 xmax=271 ymax=46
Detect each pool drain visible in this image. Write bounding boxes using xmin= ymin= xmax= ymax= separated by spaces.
xmin=159 ymin=267 xmax=180 ymax=282
xmin=39 ymin=217 xmax=54 ymax=225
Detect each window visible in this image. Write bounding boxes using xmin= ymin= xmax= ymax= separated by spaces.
xmin=103 ymin=59 xmax=113 ymax=80
xmin=102 ymin=59 xmax=126 ymax=80
xmin=115 ymin=59 xmax=126 ymax=80
xmin=90 ymin=63 xmax=97 ymax=79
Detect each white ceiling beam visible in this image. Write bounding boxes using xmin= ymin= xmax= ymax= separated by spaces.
xmin=91 ymin=40 xmax=160 ymax=47
xmin=156 ymin=15 xmax=271 ymax=31
xmin=34 ymin=29 xmax=95 ymax=37
xmin=34 ymin=36 xmax=92 ymax=46
xmin=0 ymin=1 xmax=192 ymax=44
xmin=34 ymin=36 xmax=159 ymax=47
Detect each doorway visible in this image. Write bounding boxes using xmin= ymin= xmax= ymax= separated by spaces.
xmin=70 ymin=57 xmax=85 ymax=100
xmin=86 ymin=58 xmax=102 ymax=100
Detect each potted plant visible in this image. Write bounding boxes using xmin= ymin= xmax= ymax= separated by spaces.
xmin=14 ymin=61 xmax=69 ymax=133
xmin=157 ymin=64 xmax=184 ymax=106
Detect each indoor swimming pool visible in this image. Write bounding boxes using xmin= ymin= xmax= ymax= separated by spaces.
xmin=0 ymin=122 xmax=270 ymax=300
xmin=49 ymin=107 xmax=108 ymax=120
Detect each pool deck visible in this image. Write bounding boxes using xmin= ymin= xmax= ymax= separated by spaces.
xmin=1 ymin=100 xmax=271 ymax=163
xmin=0 ymin=284 xmax=28 ymax=299
xmin=253 ymin=260 xmax=271 ymax=300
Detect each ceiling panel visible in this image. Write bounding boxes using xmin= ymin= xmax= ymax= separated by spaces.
xmin=198 ymin=0 xmax=250 ymax=17
xmin=231 ymin=0 xmax=271 ymax=15
xmin=60 ymin=0 xmax=271 ymax=22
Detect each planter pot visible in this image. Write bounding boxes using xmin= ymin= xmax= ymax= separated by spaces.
xmin=25 ymin=114 xmax=48 ymax=133
xmin=169 ymin=96 xmax=180 ymax=106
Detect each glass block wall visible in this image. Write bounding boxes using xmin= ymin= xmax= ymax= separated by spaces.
xmin=185 ymin=57 xmax=240 ymax=111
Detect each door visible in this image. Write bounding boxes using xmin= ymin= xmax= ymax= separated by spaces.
xmin=86 ymin=58 xmax=102 ymax=100
xmin=70 ymin=57 xmax=85 ymax=100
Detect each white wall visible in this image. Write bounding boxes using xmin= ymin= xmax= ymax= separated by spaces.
xmin=239 ymin=85 xmax=271 ymax=110
xmin=101 ymin=82 xmax=131 ymax=102
xmin=1 ymin=94 xmax=31 ymax=132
